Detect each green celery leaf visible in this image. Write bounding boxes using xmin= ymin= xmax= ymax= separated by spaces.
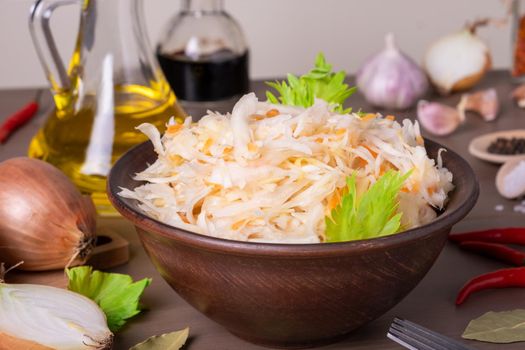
xmin=130 ymin=328 xmax=189 ymax=350
xmin=265 ymin=53 xmax=355 ymax=113
xmin=325 ymin=170 xmax=411 ymax=242
xmin=67 ymin=266 xmax=152 ymax=332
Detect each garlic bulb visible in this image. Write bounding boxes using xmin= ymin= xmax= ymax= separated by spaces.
xmin=0 ymin=158 xmax=97 ymax=271
xmin=458 ymin=88 xmax=499 ymax=121
xmin=0 ymin=283 xmax=112 ymax=349
xmin=417 ymin=100 xmax=465 ymax=136
xmin=424 ymin=29 xmax=491 ymax=94
xmin=357 ymin=33 xmax=428 ymax=109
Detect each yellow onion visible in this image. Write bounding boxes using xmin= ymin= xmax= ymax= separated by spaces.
xmin=0 ymin=281 xmax=112 ymax=350
xmin=0 ymin=158 xmax=96 ymax=271
xmin=424 ymin=28 xmax=491 ymax=94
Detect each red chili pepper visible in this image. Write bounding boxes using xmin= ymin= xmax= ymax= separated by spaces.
xmin=456 ymin=267 xmax=525 ymax=305
xmin=449 ymin=227 xmax=525 ymax=245
xmin=0 ymin=91 xmax=41 ymax=144
xmin=458 ymin=241 xmax=525 ymax=266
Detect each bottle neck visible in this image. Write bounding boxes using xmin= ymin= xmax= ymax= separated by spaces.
xmin=182 ymin=0 xmax=224 ymax=13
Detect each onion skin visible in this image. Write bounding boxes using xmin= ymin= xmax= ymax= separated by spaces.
xmin=0 ymin=158 xmax=96 ymax=271
xmin=0 ymin=333 xmax=53 ymax=350
xmin=450 ymin=53 xmax=491 ymax=93
xmin=0 ymin=333 xmax=113 ymax=350
xmin=424 ymin=30 xmax=491 ymax=95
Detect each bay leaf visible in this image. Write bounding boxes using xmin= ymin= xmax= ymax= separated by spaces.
xmin=462 ymin=309 xmax=525 ymax=343
xmin=130 ymin=327 xmax=189 ymax=350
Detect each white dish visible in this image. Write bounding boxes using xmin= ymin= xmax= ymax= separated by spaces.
xmin=468 ymin=130 xmax=525 ymax=164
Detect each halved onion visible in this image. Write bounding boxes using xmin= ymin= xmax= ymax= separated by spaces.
xmin=0 ymin=283 xmax=112 ymax=349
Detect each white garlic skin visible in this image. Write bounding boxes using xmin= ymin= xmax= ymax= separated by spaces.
xmin=357 ymin=33 xmax=428 ymax=110
xmin=417 ymin=100 xmax=464 ymax=136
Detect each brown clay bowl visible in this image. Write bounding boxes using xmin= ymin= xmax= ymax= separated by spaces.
xmin=107 ymin=139 xmax=478 ymax=348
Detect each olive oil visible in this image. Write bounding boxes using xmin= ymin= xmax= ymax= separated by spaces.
xmin=28 ymin=84 xmax=185 ymax=215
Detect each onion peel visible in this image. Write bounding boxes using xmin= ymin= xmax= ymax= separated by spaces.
xmin=424 ymin=21 xmax=493 ymax=95
xmin=0 ymin=158 xmax=97 ymax=271
xmin=0 ymin=332 xmax=53 ymax=350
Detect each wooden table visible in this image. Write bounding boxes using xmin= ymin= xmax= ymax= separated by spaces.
xmin=1 ymin=71 xmax=523 ymax=350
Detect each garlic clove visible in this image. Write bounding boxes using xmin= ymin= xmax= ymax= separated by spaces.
xmin=512 ymin=84 xmax=525 ymax=108
xmin=496 ymin=158 xmax=525 ymax=199
xmin=458 ymin=88 xmax=500 ymax=121
xmin=424 ymin=30 xmax=491 ymax=94
xmin=417 ymin=100 xmax=464 ymax=136
xmin=356 ymin=33 xmax=428 ymax=110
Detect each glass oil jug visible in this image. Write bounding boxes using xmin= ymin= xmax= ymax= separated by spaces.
xmin=29 ymin=0 xmax=185 ymax=215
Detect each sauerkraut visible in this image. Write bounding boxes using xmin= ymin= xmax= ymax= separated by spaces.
xmin=119 ymin=93 xmax=453 ymax=243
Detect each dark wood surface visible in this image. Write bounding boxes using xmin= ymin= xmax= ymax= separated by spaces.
xmin=1 ymin=72 xmax=523 ymax=349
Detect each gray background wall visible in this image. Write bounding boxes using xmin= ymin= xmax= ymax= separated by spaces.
xmin=0 ymin=0 xmax=511 ymax=89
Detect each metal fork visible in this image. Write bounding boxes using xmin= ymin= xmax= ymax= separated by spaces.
xmin=387 ymin=317 xmax=476 ymax=350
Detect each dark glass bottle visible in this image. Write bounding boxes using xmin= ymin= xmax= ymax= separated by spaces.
xmin=157 ymin=0 xmax=250 ymax=111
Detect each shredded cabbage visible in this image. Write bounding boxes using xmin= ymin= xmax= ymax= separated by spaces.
xmin=120 ymin=93 xmax=454 ymax=243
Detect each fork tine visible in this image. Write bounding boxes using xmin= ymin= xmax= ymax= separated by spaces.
xmin=390 ymin=322 xmax=449 ymax=350
xmin=392 ymin=317 xmax=470 ymax=350
xmin=387 ymin=327 xmax=436 ymax=350
xmin=390 ymin=318 xmax=475 ymax=350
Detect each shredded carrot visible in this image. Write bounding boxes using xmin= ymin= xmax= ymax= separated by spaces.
xmin=379 ymin=164 xmax=386 ymax=176
xmin=178 ymin=213 xmax=190 ymax=224
xmin=361 ymin=113 xmax=376 ymax=121
xmin=251 ymin=114 xmax=266 ymax=121
xmin=335 ymin=128 xmax=347 ymax=135
xmin=169 ymin=154 xmax=184 ymax=165
xmin=386 ymin=115 xmax=395 ymax=121
xmin=266 ymin=109 xmax=280 ymax=117
xmin=327 ymin=188 xmax=342 ymax=211
xmin=202 ymin=138 xmax=214 ymax=154
xmin=231 ymin=219 xmax=247 ymax=230
xmin=363 ymin=145 xmax=378 ymax=158
xmin=354 ymin=157 xmax=368 ymax=168
xmin=167 ymin=124 xmax=183 ymax=134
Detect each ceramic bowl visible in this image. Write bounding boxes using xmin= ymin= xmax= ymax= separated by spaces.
xmin=107 ymin=139 xmax=478 ymax=348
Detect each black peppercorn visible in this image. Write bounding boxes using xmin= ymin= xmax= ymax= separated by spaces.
xmin=487 ymin=137 xmax=525 ymax=155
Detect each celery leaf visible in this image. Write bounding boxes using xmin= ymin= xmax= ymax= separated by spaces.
xmin=325 ymin=170 xmax=411 ymax=242
xmin=67 ymin=266 xmax=151 ymax=332
xmin=265 ymin=53 xmax=356 ymax=113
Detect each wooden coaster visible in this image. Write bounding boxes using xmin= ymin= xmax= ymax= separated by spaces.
xmin=6 ymin=228 xmax=130 ymax=288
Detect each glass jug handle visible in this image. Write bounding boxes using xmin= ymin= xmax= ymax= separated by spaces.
xmin=29 ymin=0 xmax=80 ymax=92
